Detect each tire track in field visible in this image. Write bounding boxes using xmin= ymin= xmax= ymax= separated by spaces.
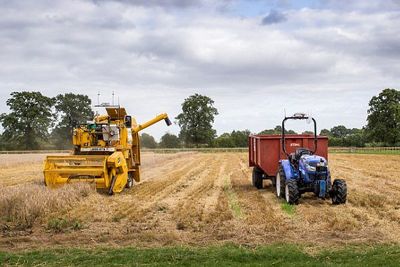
xmin=112 ymin=153 xmax=232 ymax=244
xmin=113 ymin=154 xmax=212 ymax=220
xmin=66 ymin=153 xmax=208 ymax=222
xmin=146 ymin=153 xmax=241 ymax=244
xmin=120 ymin=154 xmax=234 ymax=245
xmin=236 ymin=154 xmax=283 ymax=226
xmin=331 ymin=155 xmax=400 ymax=241
xmin=170 ymin=154 xmax=229 ymax=230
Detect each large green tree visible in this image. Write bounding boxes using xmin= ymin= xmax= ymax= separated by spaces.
xmin=175 ymin=94 xmax=218 ymax=147
xmin=51 ymin=93 xmax=94 ymax=149
xmin=366 ymin=88 xmax=400 ymax=145
xmin=0 ymin=92 xmax=54 ymax=150
xmin=159 ymin=133 xmax=181 ymax=148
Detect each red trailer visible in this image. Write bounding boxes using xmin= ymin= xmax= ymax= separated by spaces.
xmin=248 ymin=134 xmax=328 ymax=186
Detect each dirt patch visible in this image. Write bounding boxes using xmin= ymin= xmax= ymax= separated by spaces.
xmin=0 ymin=152 xmax=399 ymax=250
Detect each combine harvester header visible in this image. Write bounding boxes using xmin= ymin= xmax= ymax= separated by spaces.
xmin=44 ymin=106 xmax=171 ymax=195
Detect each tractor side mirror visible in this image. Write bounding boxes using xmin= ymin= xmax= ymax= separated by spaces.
xmin=124 ymin=115 xmax=132 ymax=128
xmin=164 ymin=117 xmax=172 ymax=126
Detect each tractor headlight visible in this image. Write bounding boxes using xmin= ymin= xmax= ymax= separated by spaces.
xmin=305 ymin=163 xmax=316 ymax=172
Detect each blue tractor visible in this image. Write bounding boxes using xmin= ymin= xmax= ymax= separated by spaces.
xmin=275 ymin=114 xmax=347 ymax=205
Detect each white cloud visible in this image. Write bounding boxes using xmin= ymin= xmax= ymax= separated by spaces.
xmin=0 ymin=0 xmax=399 ymax=139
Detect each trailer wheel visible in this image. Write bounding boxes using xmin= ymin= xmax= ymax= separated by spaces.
xmin=276 ymin=166 xmax=285 ymax=198
xmin=252 ymin=167 xmax=263 ymax=189
xmin=271 ymin=176 xmax=276 ymax=187
xmin=126 ymin=173 xmax=134 ymax=188
xmin=285 ymin=179 xmax=300 ymax=205
xmin=331 ymin=179 xmax=347 ymax=205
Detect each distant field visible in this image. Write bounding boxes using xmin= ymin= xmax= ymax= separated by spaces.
xmin=0 ymin=152 xmax=399 ymax=253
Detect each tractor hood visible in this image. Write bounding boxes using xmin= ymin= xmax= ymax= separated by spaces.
xmin=300 ymin=154 xmax=327 ymax=172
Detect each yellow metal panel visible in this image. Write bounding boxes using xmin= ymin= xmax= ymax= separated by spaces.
xmin=106 ymin=107 xmax=127 ymax=119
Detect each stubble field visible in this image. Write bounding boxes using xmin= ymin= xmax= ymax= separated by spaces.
xmin=0 ymin=152 xmax=399 ymax=251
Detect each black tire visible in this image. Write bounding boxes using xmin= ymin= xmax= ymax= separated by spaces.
xmin=285 ymin=179 xmax=300 ymax=205
xmin=275 ymin=165 xmax=285 ymax=198
xmin=252 ymin=167 xmax=263 ymax=189
xmin=271 ymin=176 xmax=276 ymax=187
xmin=126 ymin=173 xmax=134 ymax=189
xmin=331 ymin=179 xmax=347 ymax=205
xmin=108 ymin=175 xmax=116 ymax=195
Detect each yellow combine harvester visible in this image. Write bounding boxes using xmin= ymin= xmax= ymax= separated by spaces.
xmin=43 ymin=106 xmax=171 ymax=194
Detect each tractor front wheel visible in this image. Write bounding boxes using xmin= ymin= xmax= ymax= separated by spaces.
xmin=331 ymin=179 xmax=347 ymax=205
xmin=275 ymin=166 xmax=285 ymax=198
xmin=285 ymin=179 xmax=300 ymax=205
xmin=252 ymin=167 xmax=263 ymax=189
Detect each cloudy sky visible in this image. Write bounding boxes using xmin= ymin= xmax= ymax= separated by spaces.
xmin=0 ymin=0 xmax=399 ymax=139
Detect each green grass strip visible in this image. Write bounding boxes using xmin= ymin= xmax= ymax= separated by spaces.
xmin=223 ymin=176 xmax=243 ymax=219
xmin=1 ymin=244 xmax=400 ymax=266
xmin=281 ymin=202 xmax=296 ymax=216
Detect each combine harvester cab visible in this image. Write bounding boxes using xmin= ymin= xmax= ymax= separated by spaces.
xmin=44 ymin=106 xmax=171 ymax=195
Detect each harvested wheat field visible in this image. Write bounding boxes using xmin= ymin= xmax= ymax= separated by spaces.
xmin=0 ymin=152 xmax=399 ymax=251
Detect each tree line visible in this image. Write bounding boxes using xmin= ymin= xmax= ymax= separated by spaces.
xmin=0 ymin=89 xmax=399 ymax=150
xmin=0 ymin=92 xmax=93 ymax=150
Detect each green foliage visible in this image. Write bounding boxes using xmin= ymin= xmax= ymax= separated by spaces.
xmin=366 ymin=88 xmax=400 ymax=146
xmin=140 ymin=133 xmax=158 ymax=148
xmin=1 ymin=244 xmax=400 ymax=266
xmin=51 ymin=93 xmax=94 ymax=149
xmin=214 ymin=133 xmax=235 ymax=147
xmin=323 ymin=126 xmax=367 ymax=147
xmin=159 ymin=133 xmax=181 ymax=148
xmin=330 ymin=125 xmax=349 ymax=138
xmin=0 ymin=134 xmax=6 ymax=151
xmin=175 ymin=94 xmax=218 ymax=147
xmin=214 ymin=130 xmax=250 ymax=148
xmin=0 ymin=92 xmax=54 ymax=150
xmin=259 ymin=125 xmax=297 ymax=135
xmin=320 ymin=128 xmax=330 ymax=136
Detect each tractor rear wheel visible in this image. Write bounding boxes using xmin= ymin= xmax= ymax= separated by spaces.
xmin=285 ymin=179 xmax=300 ymax=205
xmin=275 ymin=166 xmax=285 ymax=198
xmin=252 ymin=167 xmax=263 ymax=189
xmin=331 ymin=179 xmax=347 ymax=205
